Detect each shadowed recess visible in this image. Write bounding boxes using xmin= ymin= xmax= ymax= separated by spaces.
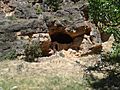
xmin=50 ymin=32 xmax=73 ymax=44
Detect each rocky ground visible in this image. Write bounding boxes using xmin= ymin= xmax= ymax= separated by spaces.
xmin=0 ymin=0 xmax=115 ymax=90
xmin=0 ymin=0 xmax=103 ymax=57
xmin=0 ymin=52 xmax=106 ymax=90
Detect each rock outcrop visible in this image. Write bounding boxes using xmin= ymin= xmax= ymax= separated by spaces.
xmin=0 ymin=0 xmax=112 ymax=59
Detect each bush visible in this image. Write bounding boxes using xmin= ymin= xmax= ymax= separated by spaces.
xmin=35 ymin=4 xmax=42 ymax=14
xmin=45 ymin=0 xmax=62 ymax=11
xmin=7 ymin=15 xmax=17 ymax=20
xmin=24 ymin=42 xmax=42 ymax=62
xmin=0 ymin=49 xmax=17 ymax=60
xmin=88 ymin=0 xmax=119 ymax=26
xmin=88 ymin=0 xmax=120 ymax=58
xmin=87 ymin=0 xmax=120 ymax=89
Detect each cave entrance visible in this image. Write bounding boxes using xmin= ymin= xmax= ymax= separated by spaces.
xmin=50 ymin=32 xmax=73 ymax=44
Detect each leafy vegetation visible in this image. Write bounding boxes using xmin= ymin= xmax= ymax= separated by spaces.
xmin=88 ymin=0 xmax=120 ymax=60
xmin=35 ymin=4 xmax=42 ymax=14
xmin=7 ymin=15 xmax=17 ymax=20
xmin=45 ymin=0 xmax=62 ymax=11
xmin=0 ymin=75 xmax=86 ymax=90
xmin=88 ymin=0 xmax=120 ymax=26
xmin=24 ymin=41 xmax=42 ymax=62
xmin=87 ymin=0 xmax=120 ymax=89
xmin=0 ymin=49 xmax=17 ymax=60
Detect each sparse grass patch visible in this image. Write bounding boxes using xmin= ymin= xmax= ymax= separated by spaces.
xmin=0 ymin=49 xmax=17 ymax=61
xmin=0 ymin=74 xmax=86 ymax=90
xmin=7 ymin=15 xmax=17 ymax=20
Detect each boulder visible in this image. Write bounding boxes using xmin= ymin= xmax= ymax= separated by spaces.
xmin=102 ymin=34 xmax=115 ymax=53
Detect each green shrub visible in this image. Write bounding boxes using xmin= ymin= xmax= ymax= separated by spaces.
xmin=7 ymin=15 xmax=17 ymax=20
xmin=104 ymin=27 xmax=120 ymax=61
xmin=88 ymin=0 xmax=120 ymax=59
xmin=45 ymin=0 xmax=62 ymax=11
xmin=88 ymin=0 xmax=120 ymax=26
xmin=102 ymin=43 xmax=120 ymax=64
xmin=0 ymin=49 xmax=17 ymax=60
xmin=35 ymin=5 xmax=42 ymax=14
xmin=24 ymin=41 xmax=42 ymax=62
xmin=87 ymin=0 xmax=120 ymax=89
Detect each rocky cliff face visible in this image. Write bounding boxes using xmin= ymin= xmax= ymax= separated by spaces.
xmin=0 ymin=0 xmax=113 ymax=59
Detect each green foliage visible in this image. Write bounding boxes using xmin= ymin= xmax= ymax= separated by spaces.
xmin=102 ymin=28 xmax=120 ymax=63
xmin=88 ymin=0 xmax=120 ymax=59
xmin=24 ymin=41 xmax=42 ymax=62
xmin=45 ymin=0 xmax=62 ymax=11
xmin=102 ymin=43 xmax=120 ymax=64
xmin=87 ymin=1 xmax=120 ymax=89
xmin=35 ymin=5 xmax=42 ymax=14
xmin=88 ymin=0 xmax=120 ymax=26
xmin=110 ymin=43 xmax=120 ymax=61
xmin=0 ymin=74 xmax=86 ymax=90
xmin=7 ymin=15 xmax=17 ymax=20
xmin=104 ymin=27 xmax=120 ymax=61
xmin=0 ymin=49 xmax=17 ymax=60
xmin=104 ymin=27 xmax=120 ymax=42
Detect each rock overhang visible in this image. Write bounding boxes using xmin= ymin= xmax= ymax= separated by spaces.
xmin=0 ymin=0 xmax=106 ymax=58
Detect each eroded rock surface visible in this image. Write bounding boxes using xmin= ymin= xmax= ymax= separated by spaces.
xmin=0 ymin=0 xmax=113 ymax=59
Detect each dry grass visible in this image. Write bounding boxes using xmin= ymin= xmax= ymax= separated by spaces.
xmin=0 ymin=74 xmax=85 ymax=90
xmin=0 ymin=58 xmax=88 ymax=90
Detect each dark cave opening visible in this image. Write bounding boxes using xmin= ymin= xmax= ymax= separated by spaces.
xmin=50 ymin=32 xmax=73 ymax=44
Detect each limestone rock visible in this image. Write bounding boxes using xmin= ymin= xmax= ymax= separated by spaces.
xmin=0 ymin=11 xmax=5 ymax=19
xmin=0 ymin=0 xmax=104 ymax=57
xmin=102 ymin=34 xmax=115 ymax=53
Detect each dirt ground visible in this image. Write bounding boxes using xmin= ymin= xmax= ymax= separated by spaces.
xmin=0 ymin=54 xmax=102 ymax=90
